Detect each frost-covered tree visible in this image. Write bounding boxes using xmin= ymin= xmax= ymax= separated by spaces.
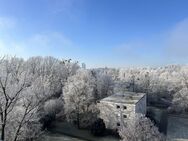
xmin=114 ymin=80 xmax=133 ymax=94
xmin=119 ymin=114 xmax=165 ymax=141
xmin=7 ymin=86 xmax=43 ymax=141
xmin=95 ymin=73 xmax=114 ymax=100
xmin=169 ymin=68 xmax=188 ymax=113
xmin=43 ymin=99 xmax=63 ymax=117
xmin=171 ymin=87 xmax=188 ymax=113
xmin=0 ymin=56 xmax=79 ymax=141
xmin=118 ymin=66 xmax=181 ymax=105
xmin=0 ymin=57 xmax=29 ymax=141
xmin=26 ymin=56 xmax=80 ymax=96
xmin=39 ymin=98 xmax=64 ymax=129
xmin=63 ymin=70 xmax=98 ymax=128
xmin=0 ymin=57 xmax=43 ymax=141
xmin=60 ymin=59 xmax=80 ymax=82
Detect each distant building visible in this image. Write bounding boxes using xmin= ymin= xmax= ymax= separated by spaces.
xmin=82 ymin=63 xmax=86 ymax=69
xmin=97 ymin=92 xmax=146 ymax=130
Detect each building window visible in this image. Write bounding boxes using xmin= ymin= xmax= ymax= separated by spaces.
xmin=116 ymin=105 xmax=120 ymax=109
xmin=123 ymin=115 xmax=127 ymax=118
xmin=117 ymin=122 xmax=120 ymax=126
xmin=123 ymin=106 xmax=127 ymax=110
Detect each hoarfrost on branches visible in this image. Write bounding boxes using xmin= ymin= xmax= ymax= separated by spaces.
xmin=119 ymin=114 xmax=165 ymax=141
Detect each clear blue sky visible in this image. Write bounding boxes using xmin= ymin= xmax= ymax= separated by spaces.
xmin=0 ymin=0 xmax=188 ymax=68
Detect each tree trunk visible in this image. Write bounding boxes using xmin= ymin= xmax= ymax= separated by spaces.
xmin=1 ymin=124 xmax=5 ymax=141
xmin=13 ymin=106 xmax=28 ymax=141
xmin=77 ymin=112 xmax=80 ymax=129
xmin=1 ymin=107 xmax=7 ymax=141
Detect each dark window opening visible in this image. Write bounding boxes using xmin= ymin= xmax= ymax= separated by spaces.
xmin=123 ymin=115 xmax=127 ymax=118
xmin=117 ymin=122 xmax=120 ymax=126
xmin=123 ymin=106 xmax=127 ymax=110
xmin=116 ymin=105 xmax=120 ymax=109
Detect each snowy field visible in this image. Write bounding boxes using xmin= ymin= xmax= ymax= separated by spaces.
xmin=167 ymin=115 xmax=188 ymax=141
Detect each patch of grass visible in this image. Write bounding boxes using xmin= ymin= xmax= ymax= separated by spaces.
xmin=48 ymin=121 xmax=119 ymax=141
xmin=167 ymin=116 xmax=188 ymax=141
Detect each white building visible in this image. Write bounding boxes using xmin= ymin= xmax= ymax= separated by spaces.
xmin=97 ymin=92 xmax=146 ymax=130
xmin=81 ymin=63 xmax=86 ymax=69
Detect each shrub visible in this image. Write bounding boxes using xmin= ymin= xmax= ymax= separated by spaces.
xmin=90 ymin=118 xmax=106 ymax=136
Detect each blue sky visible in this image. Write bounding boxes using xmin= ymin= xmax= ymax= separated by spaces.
xmin=0 ymin=0 xmax=188 ymax=68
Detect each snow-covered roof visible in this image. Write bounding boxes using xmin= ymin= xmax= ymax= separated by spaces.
xmin=100 ymin=91 xmax=145 ymax=104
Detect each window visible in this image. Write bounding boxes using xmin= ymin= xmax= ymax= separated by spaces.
xmin=123 ymin=106 xmax=127 ymax=110
xmin=123 ymin=115 xmax=127 ymax=118
xmin=116 ymin=105 xmax=120 ymax=109
xmin=117 ymin=122 xmax=120 ymax=126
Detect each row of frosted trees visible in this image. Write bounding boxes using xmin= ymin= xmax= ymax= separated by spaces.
xmin=0 ymin=56 xmax=187 ymax=141
xmin=0 ymin=56 xmax=115 ymax=141
xmin=0 ymin=56 xmax=79 ymax=141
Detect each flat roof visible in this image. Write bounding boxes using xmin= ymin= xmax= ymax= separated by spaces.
xmin=100 ymin=91 xmax=145 ymax=104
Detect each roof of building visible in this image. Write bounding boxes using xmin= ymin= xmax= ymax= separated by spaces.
xmin=100 ymin=91 xmax=146 ymax=104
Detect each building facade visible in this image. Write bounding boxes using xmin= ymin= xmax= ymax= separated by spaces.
xmin=97 ymin=92 xmax=146 ymax=130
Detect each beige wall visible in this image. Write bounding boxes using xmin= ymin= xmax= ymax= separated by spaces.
xmin=97 ymin=101 xmax=136 ymax=129
xmin=97 ymin=95 xmax=146 ymax=130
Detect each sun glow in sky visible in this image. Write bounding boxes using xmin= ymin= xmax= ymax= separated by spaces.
xmin=0 ymin=0 xmax=188 ymax=68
